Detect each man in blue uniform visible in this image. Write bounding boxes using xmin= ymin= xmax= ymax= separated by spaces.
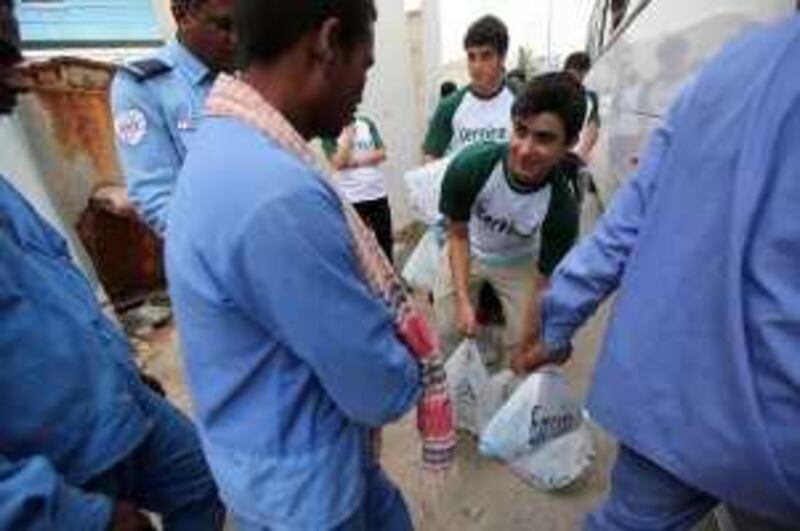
xmin=513 ymin=16 xmax=800 ymax=530
xmin=0 ymin=2 xmax=224 ymax=528
xmin=167 ymin=1 xmax=421 ymax=529
xmin=111 ymin=0 xmax=235 ymax=235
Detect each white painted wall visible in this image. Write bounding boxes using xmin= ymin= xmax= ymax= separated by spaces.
xmin=0 ymin=108 xmax=105 ymax=284
xmin=0 ymin=115 xmax=64 ymax=232
xmin=358 ymin=0 xmax=422 ymax=228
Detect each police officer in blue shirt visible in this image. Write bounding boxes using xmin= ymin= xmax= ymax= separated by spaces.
xmin=0 ymin=2 xmax=224 ymax=529
xmin=111 ymin=0 xmax=236 ymax=236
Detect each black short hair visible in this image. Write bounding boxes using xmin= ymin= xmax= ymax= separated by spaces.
xmin=172 ymin=0 xmax=204 ymax=9
xmin=235 ymin=0 xmax=377 ymax=67
xmin=563 ymin=51 xmax=591 ymax=73
xmin=512 ymin=72 xmax=587 ymax=144
xmin=463 ymin=15 xmax=508 ymax=57
xmin=171 ymin=0 xmax=209 ymax=20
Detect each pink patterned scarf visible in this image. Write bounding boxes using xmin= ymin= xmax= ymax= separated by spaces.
xmin=206 ymin=74 xmax=455 ymax=470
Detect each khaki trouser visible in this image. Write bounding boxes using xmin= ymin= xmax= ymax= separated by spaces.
xmin=433 ymin=247 xmax=538 ymax=368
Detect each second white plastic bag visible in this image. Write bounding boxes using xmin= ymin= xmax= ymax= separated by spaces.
xmin=444 ymin=339 xmax=489 ymax=436
xmin=401 ymin=229 xmax=441 ymax=293
xmin=479 ymin=366 xmax=594 ymax=490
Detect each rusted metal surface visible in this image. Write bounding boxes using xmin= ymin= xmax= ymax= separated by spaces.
xmin=24 ymin=57 xmax=120 ymax=185
xmin=76 ymin=185 xmax=166 ymax=311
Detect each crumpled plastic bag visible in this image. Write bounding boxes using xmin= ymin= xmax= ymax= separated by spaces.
xmin=401 ymin=229 xmax=441 ymax=293
xmin=479 ymin=366 xmax=595 ymax=490
xmin=476 ymin=369 xmax=520 ymax=435
xmin=403 ymin=156 xmax=454 ymax=225
xmin=507 ymin=423 xmax=595 ymax=490
xmin=444 ymin=339 xmax=489 ymax=436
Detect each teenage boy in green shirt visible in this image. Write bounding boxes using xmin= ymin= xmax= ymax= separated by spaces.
xmin=423 ymin=15 xmax=515 ymax=162
xmin=435 ymin=73 xmax=586 ymax=364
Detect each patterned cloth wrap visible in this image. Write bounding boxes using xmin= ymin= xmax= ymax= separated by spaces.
xmin=206 ymin=74 xmax=456 ymax=470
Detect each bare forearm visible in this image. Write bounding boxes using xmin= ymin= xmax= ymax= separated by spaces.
xmin=519 ymin=274 xmax=546 ymax=347
xmin=575 ymin=123 xmax=599 ymax=162
xmin=351 ymin=149 xmax=387 ymax=168
xmin=447 ymin=227 xmax=472 ymax=303
xmin=330 ymin=144 xmax=353 ymax=170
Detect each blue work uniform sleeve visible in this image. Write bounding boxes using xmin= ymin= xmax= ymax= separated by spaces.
xmin=0 ymin=455 xmax=112 ymax=531
xmin=541 ymin=91 xmax=689 ymax=350
xmin=111 ymin=73 xmax=181 ymax=236
xmin=228 ymin=186 xmax=422 ymax=427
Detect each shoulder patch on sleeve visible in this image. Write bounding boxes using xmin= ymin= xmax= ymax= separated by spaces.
xmin=118 ymin=58 xmax=172 ymax=82
xmin=114 ymin=108 xmax=148 ymax=146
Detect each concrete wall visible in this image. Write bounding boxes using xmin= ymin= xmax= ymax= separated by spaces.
xmin=152 ymin=0 xmax=176 ymax=37
xmin=351 ymin=0 xmax=422 ymax=228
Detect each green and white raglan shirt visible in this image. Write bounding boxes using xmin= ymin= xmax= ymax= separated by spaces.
xmin=439 ymin=141 xmax=579 ymax=276
xmin=321 ymin=116 xmax=387 ymax=204
xmin=423 ymin=84 xmax=515 ymax=158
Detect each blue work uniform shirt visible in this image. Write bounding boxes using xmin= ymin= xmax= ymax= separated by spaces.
xmin=166 ymin=116 xmax=421 ymax=530
xmin=0 ymin=176 xmax=151 ymax=528
xmin=542 ymin=18 xmax=800 ymax=522
xmin=111 ymin=39 xmax=213 ymax=235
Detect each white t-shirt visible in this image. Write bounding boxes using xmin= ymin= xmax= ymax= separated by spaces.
xmin=324 ymin=117 xmax=387 ymax=204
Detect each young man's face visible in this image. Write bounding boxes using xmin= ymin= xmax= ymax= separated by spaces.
xmin=317 ymin=32 xmax=375 ymax=138
xmin=177 ymin=0 xmax=237 ymax=72
xmin=466 ymin=45 xmax=504 ymax=96
xmin=508 ymin=112 xmax=570 ymax=186
xmin=0 ymin=2 xmax=24 ymax=116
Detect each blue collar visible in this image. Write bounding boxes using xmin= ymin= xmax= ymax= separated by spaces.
xmin=164 ymin=39 xmax=212 ymax=86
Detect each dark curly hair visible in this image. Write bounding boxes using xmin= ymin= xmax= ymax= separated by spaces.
xmin=512 ymin=72 xmax=588 ymax=144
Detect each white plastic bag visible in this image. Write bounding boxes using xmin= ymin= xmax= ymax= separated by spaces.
xmin=444 ymin=339 xmax=489 ymax=436
xmin=508 ymin=424 xmax=595 ymax=490
xmin=403 ymin=156 xmax=454 ymax=225
xmin=476 ymin=369 xmax=521 ymax=435
xmin=401 ymin=229 xmax=440 ymax=292
xmin=479 ymin=366 xmax=594 ymax=490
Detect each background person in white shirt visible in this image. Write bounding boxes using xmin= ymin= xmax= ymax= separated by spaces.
xmin=323 ymin=115 xmax=394 ymax=262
